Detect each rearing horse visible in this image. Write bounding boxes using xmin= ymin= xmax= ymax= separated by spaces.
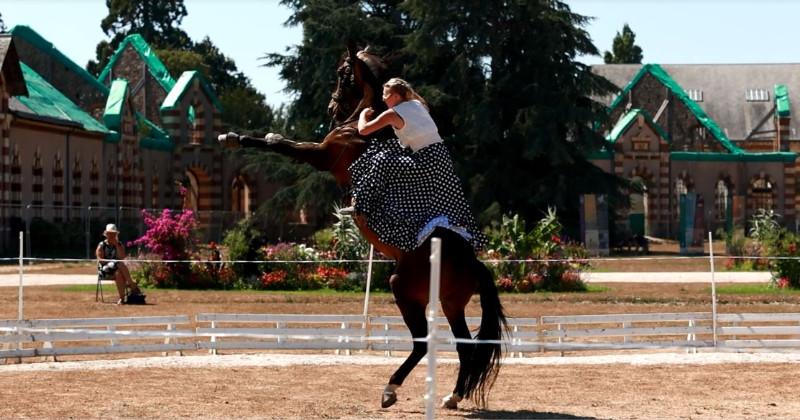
xmin=219 ymin=46 xmax=507 ymax=410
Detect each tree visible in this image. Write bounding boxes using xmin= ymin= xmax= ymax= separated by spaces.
xmin=87 ymin=0 xmax=192 ymax=74
xmin=0 ymin=13 xmax=7 ymax=33
xmin=603 ymin=23 xmax=643 ymax=64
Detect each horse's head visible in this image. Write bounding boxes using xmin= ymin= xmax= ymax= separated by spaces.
xmin=327 ymin=44 xmax=388 ymax=126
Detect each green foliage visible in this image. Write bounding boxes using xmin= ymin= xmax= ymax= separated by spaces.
xmin=330 ymin=205 xmax=368 ymax=260
xmin=222 ymin=218 xmax=265 ymax=281
xmin=748 ymin=208 xmax=781 ymax=253
xmin=603 ymin=23 xmax=643 ymax=64
xmin=156 ymin=48 xmax=208 ymax=78
xmin=770 ymin=231 xmax=800 ymax=289
xmin=485 ymin=210 xmax=589 ymax=292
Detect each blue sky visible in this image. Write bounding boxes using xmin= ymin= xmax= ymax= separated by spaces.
xmin=4 ymin=1 xmax=800 ymax=108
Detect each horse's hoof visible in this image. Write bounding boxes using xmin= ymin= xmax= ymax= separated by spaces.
xmin=441 ymin=393 xmax=462 ymax=410
xmin=381 ymin=390 xmax=397 ymax=408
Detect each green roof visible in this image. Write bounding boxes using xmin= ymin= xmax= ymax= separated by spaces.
xmin=608 ymin=64 xmax=744 ymax=154
xmin=10 ymin=25 xmax=109 ymax=95
xmin=671 ymin=151 xmax=797 ymax=163
xmin=776 ymin=84 xmax=791 ymax=118
xmin=136 ymin=112 xmax=173 ymax=151
xmin=15 ymin=62 xmax=110 ymax=135
xmin=606 ymin=108 xmax=670 ymax=143
xmin=160 ymin=70 xmax=222 ymax=112
xmin=97 ymin=34 xmax=176 ymax=92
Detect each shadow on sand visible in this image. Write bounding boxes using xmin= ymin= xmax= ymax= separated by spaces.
xmin=463 ymin=410 xmax=600 ymax=419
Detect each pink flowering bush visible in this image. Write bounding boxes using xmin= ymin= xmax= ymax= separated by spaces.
xmin=131 ymin=209 xmax=198 ymax=288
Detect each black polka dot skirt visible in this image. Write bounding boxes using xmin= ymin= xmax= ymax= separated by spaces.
xmin=349 ymin=139 xmax=486 ymax=252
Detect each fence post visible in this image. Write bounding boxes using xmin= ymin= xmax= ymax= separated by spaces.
xmin=424 ymin=237 xmax=442 ymax=420
xmin=708 ymin=232 xmax=718 ymax=348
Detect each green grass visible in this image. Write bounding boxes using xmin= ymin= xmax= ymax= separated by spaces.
xmin=715 ymin=283 xmax=800 ymax=295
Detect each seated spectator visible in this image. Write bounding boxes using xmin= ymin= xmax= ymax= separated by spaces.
xmin=96 ymin=223 xmax=142 ymax=304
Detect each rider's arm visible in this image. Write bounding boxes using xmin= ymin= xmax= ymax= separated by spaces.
xmin=358 ymin=108 xmax=404 ymax=136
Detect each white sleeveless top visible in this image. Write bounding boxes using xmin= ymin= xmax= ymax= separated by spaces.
xmin=392 ymin=100 xmax=443 ymax=152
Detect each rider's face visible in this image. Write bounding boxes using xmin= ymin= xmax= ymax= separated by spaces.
xmin=382 ymin=86 xmax=401 ymax=107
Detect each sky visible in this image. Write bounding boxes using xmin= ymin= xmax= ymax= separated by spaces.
xmin=3 ymin=1 xmax=800 ymax=108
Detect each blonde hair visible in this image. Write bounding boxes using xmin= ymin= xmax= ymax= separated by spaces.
xmin=384 ymin=78 xmax=429 ymax=110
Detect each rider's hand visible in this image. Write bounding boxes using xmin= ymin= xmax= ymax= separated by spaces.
xmin=360 ymin=107 xmax=374 ymax=120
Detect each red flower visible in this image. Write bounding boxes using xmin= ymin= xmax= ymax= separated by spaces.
xmin=551 ymin=235 xmax=561 ymax=244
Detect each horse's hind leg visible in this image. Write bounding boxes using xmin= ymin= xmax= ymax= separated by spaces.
xmin=442 ymin=306 xmax=473 ymax=409
xmin=383 ymin=297 xmax=427 ymax=408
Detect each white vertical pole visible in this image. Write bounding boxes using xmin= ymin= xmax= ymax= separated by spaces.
xmin=362 ymin=245 xmax=375 ymax=348
xmin=708 ymin=232 xmax=717 ymax=348
xmin=18 ymin=231 xmax=23 ymax=321
xmin=362 ymin=245 xmax=375 ymax=320
xmin=424 ymin=238 xmax=442 ymax=420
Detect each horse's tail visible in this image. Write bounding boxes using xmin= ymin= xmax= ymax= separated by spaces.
xmin=463 ymin=260 xmax=508 ymax=408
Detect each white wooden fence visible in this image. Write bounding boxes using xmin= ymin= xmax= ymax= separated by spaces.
xmin=0 ymin=315 xmax=192 ymax=359
xmin=4 ymin=312 xmax=800 ymax=360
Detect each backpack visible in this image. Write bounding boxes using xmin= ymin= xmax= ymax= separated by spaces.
xmin=126 ymin=290 xmax=147 ymax=305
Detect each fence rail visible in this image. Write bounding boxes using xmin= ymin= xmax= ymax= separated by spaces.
xmin=5 ymin=312 xmax=800 ymax=361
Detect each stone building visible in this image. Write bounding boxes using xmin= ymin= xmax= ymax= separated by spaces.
xmin=0 ymin=26 xmax=275 ymax=256
xmin=592 ymin=63 xmax=799 ymax=239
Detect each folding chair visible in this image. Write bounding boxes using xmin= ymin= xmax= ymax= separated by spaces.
xmin=96 ymin=271 xmax=117 ymax=302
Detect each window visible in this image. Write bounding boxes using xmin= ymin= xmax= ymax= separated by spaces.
xmin=714 ymin=180 xmax=730 ymax=222
xmin=745 ymin=88 xmax=770 ymax=102
xmin=750 ymin=175 xmax=774 ymax=212
xmin=686 ymin=89 xmax=703 ymax=102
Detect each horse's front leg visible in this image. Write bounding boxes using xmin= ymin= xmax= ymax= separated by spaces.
xmin=218 ymin=132 xmax=328 ymax=170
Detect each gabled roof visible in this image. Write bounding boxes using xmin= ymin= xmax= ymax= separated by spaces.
xmin=11 ymin=62 xmax=110 ymax=135
xmin=606 ymin=109 xmax=670 ymax=143
xmin=10 ymin=25 xmax=109 ymax=94
xmin=604 ymin=64 xmax=743 ymax=154
xmin=97 ymin=34 xmax=176 ymax=92
xmin=160 ymin=70 xmax=222 ymax=112
xmin=0 ymin=35 xmax=27 ymax=96
xmin=594 ymin=63 xmax=800 ymax=142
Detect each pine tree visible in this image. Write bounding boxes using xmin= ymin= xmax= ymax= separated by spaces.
xmin=603 ymin=23 xmax=643 ymax=64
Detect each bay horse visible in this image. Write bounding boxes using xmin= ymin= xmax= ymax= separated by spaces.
xmin=219 ymin=46 xmax=507 ymax=410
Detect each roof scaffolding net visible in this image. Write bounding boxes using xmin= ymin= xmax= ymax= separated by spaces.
xmin=14 ymin=62 xmax=110 ymax=135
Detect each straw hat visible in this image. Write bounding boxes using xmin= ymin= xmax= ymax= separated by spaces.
xmin=103 ymin=223 xmax=119 ymax=236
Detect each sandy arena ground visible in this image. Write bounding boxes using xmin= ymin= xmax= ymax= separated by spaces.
xmin=3 ymin=352 xmax=800 ymax=418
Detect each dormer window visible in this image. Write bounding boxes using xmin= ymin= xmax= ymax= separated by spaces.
xmin=686 ymin=89 xmax=703 ymax=102
xmin=745 ymin=88 xmax=770 ymax=102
